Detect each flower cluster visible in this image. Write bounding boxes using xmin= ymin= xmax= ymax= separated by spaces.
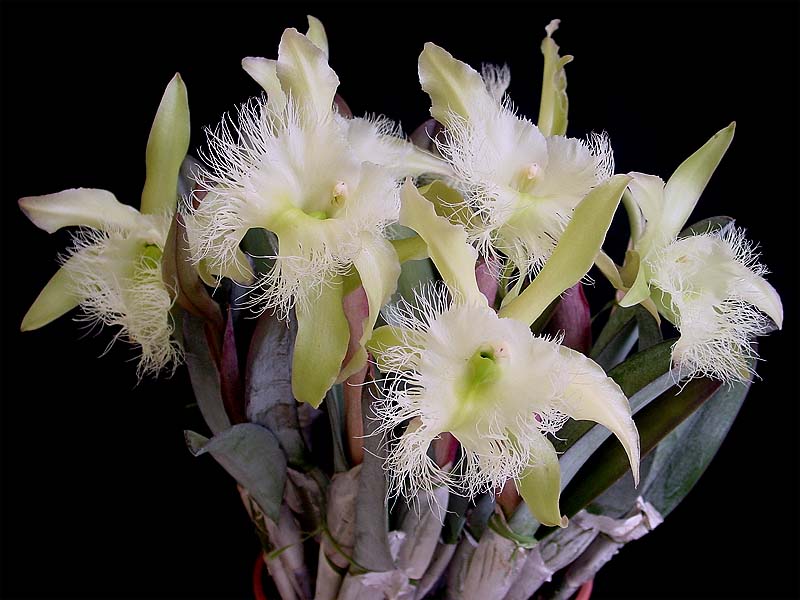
xmin=19 ymin=17 xmax=782 ymax=534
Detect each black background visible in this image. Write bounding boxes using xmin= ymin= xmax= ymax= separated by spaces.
xmin=1 ymin=1 xmax=798 ymax=598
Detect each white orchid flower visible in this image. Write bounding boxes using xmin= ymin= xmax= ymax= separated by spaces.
xmin=188 ymin=23 xmax=448 ymax=408
xmin=596 ymin=123 xmax=783 ymax=381
xmin=417 ymin=21 xmax=614 ymax=278
xmin=368 ymin=179 xmax=639 ymax=527
xmin=19 ymin=75 xmax=190 ymax=377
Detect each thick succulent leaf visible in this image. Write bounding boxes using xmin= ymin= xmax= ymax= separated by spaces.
xmin=246 ymin=311 xmax=308 ymax=467
xmin=556 ymin=376 xmax=723 ymax=524
xmin=277 ymin=27 xmax=339 ymax=120
xmin=305 ymin=15 xmax=328 ymax=55
xmin=537 ymin=19 xmax=573 ymax=136
xmin=635 ymin=305 xmax=663 ymax=351
xmin=661 ymin=123 xmax=736 ymax=242
xmin=325 ymin=384 xmax=349 ymax=473
xmin=242 ymin=56 xmax=287 ymax=112
xmin=140 ymin=73 xmax=190 ymax=215
xmin=20 ymin=259 xmax=82 ymax=331
xmin=555 ymin=346 xmax=640 ymax=486
xmin=292 ymin=277 xmax=349 ymax=408
xmin=641 ymin=366 xmax=752 ymax=517
xmin=500 ymin=175 xmax=631 ymax=326
xmin=183 ymin=313 xmax=230 ymax=435
xmin=589 ymin=305 xmax=638 ymax=371
xmin=418 ymin=42 xmax=493 ymax=126
xmin=516 ymin=431 xmax=567 ymax=528
xmin=19 ymin=188 xmax=141 ymax=234
xmin=352 ymin=380 xmax=395 ymax=572
xmin=399 ymin=180 xmax=483 ymax=305
xmin=185 ymin=423 xmax=287 ymax=522
xmin=344 ymin=236 xmax=402 ymax=377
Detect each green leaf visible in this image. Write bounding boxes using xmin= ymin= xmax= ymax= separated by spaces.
xmin=589 ymin=306 xmax=638 ymax=371
xmin=556 ymin=376 xmax=723 ymax=524
xmin=443 ymin=493 xmax=470 ymax=544
xmin=537 ymin=19 xmax=573 ymax=136
xmin=325 ymin=384 xmax=349 ymax=473
xmin=499 ymin=175 xmax=630 ymax=326
xmin=661 ymin=122 xmax=736 ymax=242
xmin=352 ymin=380 xmax=395 ymax=572
xmin=635 ymin=305 xmax=662 ymax=351
xmin=292 ymin=276 xmax=350 ymax=408
xmin=185 ymin=423 xmax=287 ymax=522
xmin=245 ymin=311 xmax=308 ymax=468
xmin=182 ymin=313 xmax=230 ymax=436
xmin=140 ymin=74 xmax=190 ymax=216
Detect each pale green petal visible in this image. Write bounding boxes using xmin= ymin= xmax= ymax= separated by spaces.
xmin=661 ymin=123 xmax=735 ymax=242
xmin=418 ymin=42 xmax=494 ymax=126
xmin=305 ymin=15 xmax=329 ymax=56
xmin=242 ymin=57 xmax=287 ymax=112
xmin=277 ymin=27 xmax=339 ymax=120
xmin=516 ymin=430 xmax=567 ymax=528
xmin=625 ymin=172 xmax=666 ymax=255
xmin=418 ymin=180 xmax=471 ymax=228
xmin=399 ymin=180 xmax=484 ymax=305
xmin=499 ymin=175 xmax=631 ymax=325
xmin=391 ymin=236 xmax=428 ymax=263
xmin=537 ymin=19 xmax=573 ymax=137
xmin=618 ymin=259 xmax=651 ymax=307
xmin=21 ymin=260 xmax=83 ymax=331
xmin=554 ymin=345 xmax=640 ymax=485
xmin=342 ymin=236 xmax=402 ymax=378
xmin=595 ymin=250 xmax=624 ymax=291
xmin=292 ymin=277 xmax=350 ymax=408
xmin=367 ymin=325 xmax=418 ymax=372
xmin=730 ymin=262 xmax=783 ymax=328
xmin=208 ymin=248 xmax=255 ymax=285
xmin=19 ymin=188 xmax=141 ymax=234
xmin=140 ymin=73 xmax=190 ymax=216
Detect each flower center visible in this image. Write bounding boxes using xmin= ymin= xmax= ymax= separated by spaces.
xmin=448 ymin=342 xmax=508 ymax=430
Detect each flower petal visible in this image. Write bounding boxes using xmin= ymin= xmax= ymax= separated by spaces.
xmin=499 ymin=174 xmax=630 ymax=326
xmin=367 ymin=325 xmax=418 ymax=372
xmin=242 ymin=57 xmax=287 ymax=112
xmin=399 ymin=180 xmax=484 ymax=306
xmin=731 ymin=263 xmax=783 ymax=329
xmin=515 ymin=430 xmax=568 ymax=528
xmin=418 ymin=42 xmax=494 ymax=127
xmin=19 ymin=188 xmax=142 ymax=234
xmin=618 ymin=260 xmax=651 ymax=308
xmin=20 ymin=261 xmax=82 ymax=331
xmin=537 ymin=19 xmax=573 ymax=136
xmin=305 ymin=15 xmax=329 ymax=56
xmin=554 ymin=345 xmax=640 ymax=485
xmin=341 ymin=236 xmax=402 ymax=379
xmin=140 ymin=73 xmax=190 ymax=215
xmin=625 ymin=172 xmax=666 ymax=255
xmin=277 ymin=27 xmax=339 ymax=120
xmin=661 ymin=123 xmax=735 ymax=242
xmin=292 ymin=277 xmax=350 ymax=408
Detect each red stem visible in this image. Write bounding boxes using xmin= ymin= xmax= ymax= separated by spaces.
xmin=575 ymin=578 xmax=594 ymax=600
xmin=253 ymin=553 xmax=268 ymax=600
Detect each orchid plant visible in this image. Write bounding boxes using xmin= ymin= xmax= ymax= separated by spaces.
xmin=18 ymin=16 xmax=782 ymax=600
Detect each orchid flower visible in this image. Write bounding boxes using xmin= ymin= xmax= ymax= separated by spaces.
xmin=417 ymin=21 xmax=614 ymax=279
xmin=19 ymin=75 xmax=190 ymax=377
xmin=596 ymin=124 xmax=784 ymax=381
xmin=368 ymin=178 xmax=639 ymax=527
xmin=187 ymin=21 xmax=448 ymax=408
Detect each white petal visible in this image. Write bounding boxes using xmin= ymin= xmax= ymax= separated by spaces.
xmin=19 ymin=188 xmax=142 ymax=234
xmin=277 ymin=28 xmax=339 ymax=120
xmin=242 ymin=57 xmax=287 ymax=112
xmin=554 ymin=345 xmax=640 ymax=485
xmin=21 ymin=260 xmax=82 ymax=331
